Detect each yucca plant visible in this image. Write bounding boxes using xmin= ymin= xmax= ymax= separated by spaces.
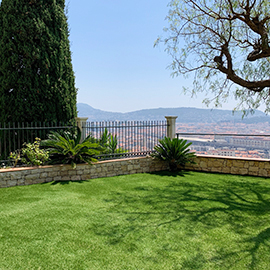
xmin=151 ymin=137 xmax=196 ymax=171
xmin=41 ymin=128 xmax=103 ymax=169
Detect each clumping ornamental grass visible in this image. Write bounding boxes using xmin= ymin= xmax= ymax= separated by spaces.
xmin=0 ymin=171 xmax=270 ymax=269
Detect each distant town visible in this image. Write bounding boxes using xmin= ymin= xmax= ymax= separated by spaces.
xmin=79 ymin=103 xmax=270 ymax=159
xmin=176 ymin=122 xmax=270 ymax=159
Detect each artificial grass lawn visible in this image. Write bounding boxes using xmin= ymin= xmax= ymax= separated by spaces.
xmin=0 ymin=171 xmax=270 ymax=270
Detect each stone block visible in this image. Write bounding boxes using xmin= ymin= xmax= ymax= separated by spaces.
xmin=8 ymin=172 xmax=22 ymax=179
xmin=60 ymin=170 xmax=69 ymax=176
xmin=210 ymin=160 xmax=224 ymax=168
xmin=59 ymin=165 xmax=70 ymax=172
xmin=48 ymin=172 xmax=59 ymax=178
xmin=83 ymin=169 xmax=91 ymax=174
xmin=264 ymin=162 xmax=270 ymax=169
xmin=231 ymin=167 xmax=240 ymax=175
xmin=0 ymin=181 xmax=8 ymax=188
xmin=0 ymin=173 xmax=11 ymax=181
xmin=249 ymin=171 xmax=258 ymax=176
xmin=25 ymin=179 xmax=33 ymax=185
xmin=53 ymin=176 xmax=62 ymax=181
xmin=259 ymin=162 xmax=265 ymax=169
xmin=31 ymin=168 xmax=44 ymax=174
xmin=210 ymin=167 xmax=221 ymax=173
xmin=238 ymin=168 xmax=248 ymax=175
xmin=221 ymin=167 xmax=231 ymax=174
xmin=32 ymin=179 xmax=44 ymax=184
xmin=134 ymin=164 xmax=141 ymax=170
xmin=25 ymin=174 xmax=40 ymax=180
xmin=200 ymin=161 xmax=208 ymax=168
xmin=81 ymin=174 xmax=91 ymax=180
xmin=51 ymin=165 xmax=62 ymax=172
xmin=77 ymin=164 xmax=88 ymax=170
xmin=254 ymin=161 xmax=259 ymax=167
xmin=127 ymin=165 xmax=134 ymax=171
xmin=243 ymin=162 xmax=250 ymax=169
xmin=258 ymin=168 xmax=268 ymax=177
xmin=17 ymin=179 xmax=25 ymax=186
xmin=40 ymin=172 xmax=48 ymax=178
xmin=232 ymin=160 xmax=244 ymax=168
xmin=71 ymin=175 xmax=81 ymax=181
xmin=226 ymin=159 xmax=233 ymax=167
xmin=58 ymin=176 xmax=70 ymax=181
xmin=68 ymin=170 xmax=77 ymax=176
xmin=249 ymin=166 xmax=259 ymax=172
xmin=76 ymin=170 xmax=84 ymax=175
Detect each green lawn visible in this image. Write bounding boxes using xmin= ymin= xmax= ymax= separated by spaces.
xmin=0 ymin=171 xmax=270 ymax=270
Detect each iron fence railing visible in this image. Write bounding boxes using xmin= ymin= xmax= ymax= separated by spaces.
xmin=176 ymin=132 xmax=270 ymax=159
xmin=0 ymin=122 xmax=74 ymax=164
xmin=85 ymin=120 xmax=167 ymax=159
xmin=0 ymin=120 xmax=168 ymax=165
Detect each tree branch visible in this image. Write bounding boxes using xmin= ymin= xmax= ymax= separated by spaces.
xmin=215 ymin=43 xmax=270 ymax=91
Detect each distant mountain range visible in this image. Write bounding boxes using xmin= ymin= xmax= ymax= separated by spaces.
xmin=77 ymin=103 xmax=270 ymax=124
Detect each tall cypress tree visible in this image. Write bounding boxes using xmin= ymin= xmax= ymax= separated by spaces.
xmin=0 ymin=0 xmax=77 ymax=123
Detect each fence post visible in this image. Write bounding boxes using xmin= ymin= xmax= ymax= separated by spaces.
xmin=165 ymin=116 xmax=178 ymax=139
xmin=76 ymin=117 xmax=88 ymax=142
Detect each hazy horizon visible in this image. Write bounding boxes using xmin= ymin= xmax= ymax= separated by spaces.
xmin=77 ymin=102 xmax=267 ymax=114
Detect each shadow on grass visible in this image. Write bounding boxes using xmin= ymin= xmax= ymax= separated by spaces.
xmin=47 ymin=180 xmax=89 ymax=185
xmin=149 ymin=169 xmax=191 ymax=177
xmin=93 ymin=174 xmax=270 ymax=269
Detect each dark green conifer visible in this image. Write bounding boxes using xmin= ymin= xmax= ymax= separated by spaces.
xmin=0 ymin=0 xmax=77 ymax=123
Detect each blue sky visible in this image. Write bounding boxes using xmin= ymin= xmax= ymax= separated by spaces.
xmin=0 ymin=0 xmax=241 ymax=113
xmin=67 ymin=0 xmax=237 ymax=113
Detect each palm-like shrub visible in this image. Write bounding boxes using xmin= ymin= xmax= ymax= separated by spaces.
xmin=151 ymin=137 xmax=196 ymax=171
xmin=99 ymin=128 xmax=125 ymax=156
xmin=41 ymin=128 xmax=103 ymax=169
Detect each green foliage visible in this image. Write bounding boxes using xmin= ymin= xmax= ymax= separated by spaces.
xmin=10 ymin=138 xmax=50 ymax=166
xmin=151 ymin=137 xmax=196 ymax=171
xmin=0 ymin=0 xmax=77 ymax=122
xmin=41 ymin=128 xmax=103 ymax=169
xmin=157 ymin=0 xmax=270 ymax=114
xmin=9 ymin=150 xmax=21 ymax=167
xmin=98 ymin=128 xmax=125 ymax=155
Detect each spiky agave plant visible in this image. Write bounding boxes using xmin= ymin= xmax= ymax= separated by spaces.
xmin=41 ymin=127 xmax=103 ymax=169
xmin=151 ymin=137 xmax=196 ymax=171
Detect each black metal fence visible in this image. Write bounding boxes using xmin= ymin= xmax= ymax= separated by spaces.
xmin=84 ymin=120 xmax=167 ymax=159
xmin=0 ymin=122 xmax=74 ymax=165
xmin=0 ymin=120 xmax=168 ymax=165
xmin=176 ymin=132 xmax=270 ymax=159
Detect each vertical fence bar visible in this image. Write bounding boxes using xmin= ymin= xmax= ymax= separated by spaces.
xmin=1 ymin=119 xmax=168 ymax=163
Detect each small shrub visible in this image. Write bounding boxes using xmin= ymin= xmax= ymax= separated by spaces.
xmin=18 ymin=138 xmax=49 ymax=166
xmin=151 ymin=137 xmax=196 ymax=171
xmin=41 ymin=127 xmax=103 ymax=169
xmin=9 ymin=150 xmax=22 ymax=167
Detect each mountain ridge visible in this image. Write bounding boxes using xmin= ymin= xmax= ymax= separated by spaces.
xmin=77 ymin=103 xmax=270 ymax=123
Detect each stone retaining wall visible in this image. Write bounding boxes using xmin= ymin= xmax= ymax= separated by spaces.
xmin=185 ymin=155 xmax=270 ymax=177
xmin=1 ymin=155 xmax=270 ymax=188
xmin=0 ymin=157 xmax=168 ymax=188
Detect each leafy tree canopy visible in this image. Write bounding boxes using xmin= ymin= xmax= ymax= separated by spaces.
xmin=0 ymin=0 xmax=77 ymax=122
xmin=156 ymin=0 xmax=270 ymax=114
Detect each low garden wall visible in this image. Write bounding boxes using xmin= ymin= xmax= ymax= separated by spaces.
xmin=185 ymin=155 xmax=270 ymax=177
xmin=0 ymin=156 xmax=168 ymax=188
xmin=1 ymin=155 xmax=270 ymax=189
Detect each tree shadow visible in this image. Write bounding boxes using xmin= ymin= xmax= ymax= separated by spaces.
xmin=149 ymin=169 xmax=191 ymax=177
xmin=49 ymin=180 xmax=89 ymax=185
xmin=92 ymin=175 xmax=270 ymax=268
